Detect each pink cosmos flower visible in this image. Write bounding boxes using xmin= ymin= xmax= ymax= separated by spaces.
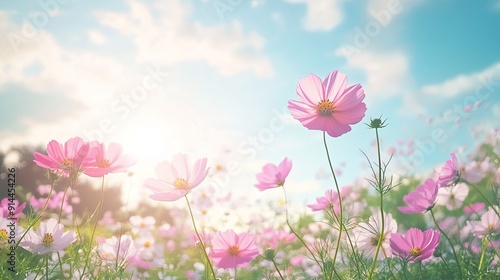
xmin=398 ymin=178 xmax=438 ymax=214
xmin=437 ymin=153 xmax=460 ymax=187
xmin=145 ymin=153 xmax=209 ymax=202
xmin=390 ymin=228 xmax=440 ymax=263
xmin=210 ymin=229 xmax=259 ymax=269
xmin=468 ymin=207 xmax=500 ymax=238
xmin=355 ymin=212 xmax=398 ymax=259
xmin=460 ymin=160 xmax=491 ymax=184
xmin=288 ymin=70 xmax=366 ymax=137
xmin=0 ymin=217 xmax=24 ymax=247
xmin=129 ymin=215 xmax=156 ymax=235
xmin=307 ymin=189 xmax=340 ymax=213
xmin=255 ymin=157 xmax=292 ymax=191
xmin=33 ymin=137 xmax=92 ymax=177
xmin=307 ymin=187 xmax=350 ymax=213
xmin=1 ymin=198 xmax=26 ymax=219
xmin=83 ymin=141 xmax=136 ymax=177
xmin=435 ymin=182 xmax=469 ymax=211
xmin=464 ymin=202 xmax=485 ymax=215
xmin=96 ymin=235 xmax=137 ymax=267
xmin=21 ymin=218 xmax=76 ymax=254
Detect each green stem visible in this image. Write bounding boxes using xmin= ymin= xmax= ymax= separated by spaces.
xmin=185 ymin=196 xmax=217 ymax=279
xmin=15 ymin=180 xmax=55 ymax=249
xmin=369 ymin=127 xmax=386 ymax=279
xmin=430 ymin=209 xmax=463 ymax=280
xmin=81 ymin=176 xmax=106 ymax=279
xmin=478 ymin=237 xmax=488 ymax=275
xmin=270 ymin=257 xmax=285 ymax=280
xmin=281 ymin=186 xmax=322 ymax=269
xmin=322 ymin=132 xmax=344 ymax=266
xmin=45 ymin=254 xmax=49 ymax=280
xmin=468 ymin=181 xmax=500 ymax=218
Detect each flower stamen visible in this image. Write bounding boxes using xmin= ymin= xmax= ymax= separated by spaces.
xmin=228 ymin=245 xmax=240 ymax=256
xmin=42 ymin=233 xmax=54 ymax=247
xmin=316 ymin=100 xmax=336 ymax=116
xmin=174 ymin=178 xmax=189 ymax=190
xmin=411 ymin=247 xmax=421 ymax=256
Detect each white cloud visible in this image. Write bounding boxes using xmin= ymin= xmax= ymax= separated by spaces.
xmin=95 ymin=0 xmax=274 ymax=77
xmin=366 ymin=0 xmax=423 ymax=17
xmin=283 ymin=0 xmax=343 ymax=31
xmin=422 ymin=62 xmax=500 ymax=97
xmin=336 ymin=49 xmax=411 ymax=100
xmin=87 ymin=30 xmax=107 ymax=45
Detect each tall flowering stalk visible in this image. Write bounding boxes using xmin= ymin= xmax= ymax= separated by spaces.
xmin=145 ymin=153 xmax=216 ymax=279
xmin=363 ymin=117 xmax=397 ymax=279
xmin=254 ymin=158 xmax=324 ymax=275
xmin=288 ymin=70 xmax=367 ymax=272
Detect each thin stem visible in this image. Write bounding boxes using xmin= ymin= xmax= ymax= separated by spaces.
xmin=270 ymin=257 xmax=285 ymax=280
xmin=418 ymin=261 xmax=424 ymax=280
xmin=59 ymin=174 xmax=78 ymax=223
xmin=234 ymin=267 xmax=237 ymax=280
xmin=369 ymin=127 xmax=386 ymax=279
xmin=322 ymin=132 xmax=344 ymax=265
xmin=45 ymin=254 xmax=49 ymax=280
xmin=478 ymin=237 xmax=488 ymax=275
xmin=58 ymin=184 xmax=71 ymax=223
xmin=185 ymin=196 xmax=217 ymax=279
xmin=468 ymin=181 xmax=500 ymax=218
xmin=15 ymin=179 xmax=55 ymax=249
xmin=438 ymin=255 xmax=453 ymax=278
xmin=81 ymin=176 xmax=106 ymax=279
xmin=281 ymin=186 xmax=322 ymax=269
xmin=430 ymin=209 xmax=463 ymax=280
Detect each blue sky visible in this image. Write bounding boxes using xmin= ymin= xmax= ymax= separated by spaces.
xmin=1 ymin=0 xmax=499 ymax=207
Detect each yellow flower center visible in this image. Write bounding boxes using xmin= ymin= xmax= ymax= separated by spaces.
xmin=316 ymin=100 xmax=336 ymax=116
xmin=371 ymin=235 xmax=381 ymax=246
xmin=174 ymin=178 xmax=189 ymax=190
xmin=0 ymin=229 xmax=7 ymax=241
xmin=98 ymin=159 xmax=111 ymax=168
xmin=144 ymin=241 xmax=151 ymax=248
xmin=61 ymin=158 xmax=73 ymax=167
xmin=42 ymin=233 xmax=54 ymax=247
xmin=228 ymin=245 xmax=240 ymax=256
xmin=215 ymin=164 xmax=223 ymax=171
xmin=411 ymin=247 xmax=421 ymax=256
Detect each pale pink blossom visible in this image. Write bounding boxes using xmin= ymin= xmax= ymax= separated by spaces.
xmin=34 ymin=137 xmax=92 ymax=177
xmin=84 ymin=141 xmax=136 ymax=177
xmin=464 ymin=202 xmax=485 ymax=215
xmin=355 ymin=211 xmax=398 ymax=259
xmin=437 ymin=153 xmax=460 ymax=187
xmin=210 ymin=229 xmax=259 ymax=269
xmin=129 ymin=215 xmax=156 ymax=235
xmin=0 ymin=217 xmax=24 ymax=247
xmin=255 ymin=157 xmax=292 ymax=191
xmin=390 ymin=228 xmax=440 ymax=263
xmin=307 ymin=189 xmax=340 ymax=213
xmin=21 ymin=218 xmax=76 ymax=254
xmin=435 ymin=182 xmax=469 ymax=210
xmin=288 ymin=70 xmax=366 ymax=137
xmin=96 ymin=235 xmax=137 ymax=267
xmin=398 ymin=178 xmax=438 ymax=214
xmin=460 ymin=160 xmax=492 ymax=184
xmin=145 ymin=154 xmax=209 ymax=202
xmin=0 ymin=198 xmax=26 ymax=219
xmin=468 ymin=207 xmax=500 ymax=238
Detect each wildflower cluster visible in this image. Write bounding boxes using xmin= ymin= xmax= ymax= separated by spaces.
xmin=1 ymin=70 xmax=498 ymax=279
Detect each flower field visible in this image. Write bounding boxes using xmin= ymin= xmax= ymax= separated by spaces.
xmin=1 ymin=70 xmax=499 ymax=280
